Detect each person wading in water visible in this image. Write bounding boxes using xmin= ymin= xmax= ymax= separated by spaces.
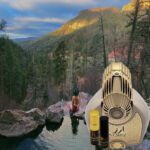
xmin=72 ymin=88 xmax=80 ymax=113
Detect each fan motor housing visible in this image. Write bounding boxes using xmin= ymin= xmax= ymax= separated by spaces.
xmin=102 ymin=63 xmax=133 ymax=124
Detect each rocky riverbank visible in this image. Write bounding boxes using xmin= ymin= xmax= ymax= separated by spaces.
xmin=0 ymin=92 xmax=91 ymax=138
xmin=0 ymin=108 xmax=45 ymax=138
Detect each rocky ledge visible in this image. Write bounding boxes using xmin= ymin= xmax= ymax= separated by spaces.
xmin=46 ymin=102 xmax=64 ymax=123
xmin=0 ymin=92 xmax=92 ymax=138
xmin=0 ymin=108 xmax=45 ymax=138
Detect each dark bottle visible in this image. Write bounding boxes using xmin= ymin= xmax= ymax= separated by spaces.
xmin=100 ymin=116 xmax=109 ymax=148
xmin=90 ymin=110 xmax=100 ymax=145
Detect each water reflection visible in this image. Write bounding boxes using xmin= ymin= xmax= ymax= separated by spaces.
xmin=0 ymin=116 xmax=149 ymax=150
xmin=0 ymin=125 xmax=44 ymax=150
xmin=46 ymin=118 xmax=64 ymax=132
xmin=70 ymin=116 xmax=79 ymax=135
xmin=147 ymin=125 xmax=150 ymax=133
xmin=95 ymin=145 xmax=103 ymax=150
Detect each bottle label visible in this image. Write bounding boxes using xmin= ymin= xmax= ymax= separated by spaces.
xmin=90 ymin=110 xmax=100 ymax=131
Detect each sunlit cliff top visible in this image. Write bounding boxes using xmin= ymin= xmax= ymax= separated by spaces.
xmin=122 ymin=0 xmax=150 ymax=12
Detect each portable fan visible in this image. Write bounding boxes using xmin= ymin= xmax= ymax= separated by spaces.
xmin=85 ymin=62 xmax=150 ymax=149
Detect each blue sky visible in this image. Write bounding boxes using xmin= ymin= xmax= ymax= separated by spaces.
xmin=0 ymin=0 xmax=130 ymax=39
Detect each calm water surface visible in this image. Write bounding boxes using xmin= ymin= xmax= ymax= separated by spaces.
xmin=0 ymin=116 xmax=95 ymax=150
xmin=1 ymin=116 xmax=150 ymax=150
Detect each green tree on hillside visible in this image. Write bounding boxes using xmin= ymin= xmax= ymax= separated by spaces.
xmin=100 ymin=15 xmax=107 ymax=68
xmin=0 ymin=38 xmax=28 ymax=103
xmin=53 ymin=41 xmax=67 ymax=98
xmin=126 ymin=0 xmax=150 ymax=98
xmin=53 ymin=41 xmax=67 ymax=85
xmin=126 ymin=0 xmax=141 ymax=67
xmin=25 ymin=50 xmax=49 ymax=108
xmin=135 ymin=6 xmax=150 ymax=97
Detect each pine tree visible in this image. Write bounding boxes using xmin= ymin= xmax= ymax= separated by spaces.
xmin=126 ymin=0 xmax=150 ymax=98
xmin=135 ymin=6 xmax=150 ymax=98
xmin=53 ymin=41 xmax=67 ymax=85
xmin=0 ymin=37 xmax=28 ymax=103
xmin=53 ymin=41 xmax=67 ymax=99
xmin=126 ymin=0 xmax=141 ymax=67
xmin=100 ymin=14 xmax=107 ymax=68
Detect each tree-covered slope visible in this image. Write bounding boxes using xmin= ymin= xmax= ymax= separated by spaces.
xmin=19 ymin=7 xmax=129 ymax=104
xmin=22 ymin=7 xmax=128 ymax=53
xmin=19 ymin=4 xmax=149 ymax=107
xmin=0 ymin=37 xmax=28 ymax=109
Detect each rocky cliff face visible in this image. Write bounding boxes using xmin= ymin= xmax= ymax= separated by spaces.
xmin=52 ymin=7 xmax=120 ymax=36
xmin=53 ymin=19 xmax=97 ymax=36
xmin=122 ymin=0 xmax=150 ymax=12
xmin=0 ymin=108 xmax=45 ymax=138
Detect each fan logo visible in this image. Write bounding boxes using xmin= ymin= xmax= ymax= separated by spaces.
xmin=110 ymin=126 xmax=126 ymax=137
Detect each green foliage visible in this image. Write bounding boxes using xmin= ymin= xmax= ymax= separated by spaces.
xmin=20 ymin=9 xmax=128 ymax=98
xmin=136 ymin=11 xmax=150 ymax=41
xmin=125 ymin=4 xmax=150 ymax=98
xmin=53 ymin=41 xmax=67 ymax=85
xmin=25 ymin=50 xmax=50 ymax=107
xmin=17 ymin=7 xmax=149 ymax=102
xmin=22 ymin=8 xmax=127 ymax=53
xmin=0 ymin=37 xmax=28 ymax=103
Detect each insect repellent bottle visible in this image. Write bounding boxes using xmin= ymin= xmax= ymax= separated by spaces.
xmin=100 ymin=116 xmax=109 ymax=148
xmin=90 ymin=110 xmax=100 ymax=145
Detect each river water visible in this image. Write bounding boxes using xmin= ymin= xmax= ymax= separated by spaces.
xmin=0 ymin=116 xmax=150 ymax=150
xmin=0 ymin=116 xmax=95 ymax=150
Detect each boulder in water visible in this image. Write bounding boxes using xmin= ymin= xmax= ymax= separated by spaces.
xmin=46 ymin=102 xmax=64 ymax=123
xmin=0 ymin=109 xmax=45 ymax=138
xmin=26 ymin=108 xmax=45 ymax=125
